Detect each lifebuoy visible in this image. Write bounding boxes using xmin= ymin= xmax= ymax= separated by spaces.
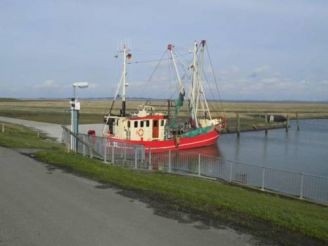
xmin=136 ymin=128 xmax=144 ymax=137
xmin=217 ymin=116 xmax=227 ymax=129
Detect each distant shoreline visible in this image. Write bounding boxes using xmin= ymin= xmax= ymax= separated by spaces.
xmin=0 ymin=97 xmax=327 ymax=104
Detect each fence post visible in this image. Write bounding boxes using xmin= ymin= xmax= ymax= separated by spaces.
xmin=134 ymin=147 xmax=138 ymax=169
xmin=103 ymin=138 xmax=107 ymax=163
xmin=299 ymin=172 xmax=304 ymax=200
xmin=261 ymin=167 xmax=265 ymax=191
xmin=229 ymin=162 xmax=233 ymax=182
xmin=66 ymin=130 xmax=70 ymax=152
xmin=88 ymin=136 xmax=93 ymax=159
xmin=1 ymin=123 xmax=4 ymax=133
xmin=168 ymin=150 xmax=172 ymax=173
xmin=124 ymin=145 xmax=127 ymax=163
xmin=111 ymin=145 xmax=115 ymax=164
xmin=198 ymin=153 xmax=201 ymax=176
xmin=66 ymin=140 xmax=70 ymax=152
xmin=148 ymin=147 xmax=152 ymax=170
xmin=82 ymin=135 xmax=86 ymax=156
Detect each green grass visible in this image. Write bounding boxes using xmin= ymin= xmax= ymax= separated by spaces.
xmin=1 ymin=122 xmax=327 ymax=243
xmin=0 ymin=110 xmax=102 ymax=124
xmin=0 ymin=122 xmax=60 ymax=149
xmin=35 ymin=150 xmax=328 ymax=243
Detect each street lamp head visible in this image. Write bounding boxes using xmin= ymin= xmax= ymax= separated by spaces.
xmin=73 ymin=82 xmax=89 ymax=88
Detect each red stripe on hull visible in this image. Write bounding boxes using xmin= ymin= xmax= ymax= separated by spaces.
xmin=110 ymin=129 xmax=220 ymax=153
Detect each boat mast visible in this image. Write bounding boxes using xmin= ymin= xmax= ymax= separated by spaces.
xmin=198 ymin=40 xmax=212 ymax=121
xmin=190 ymin=41 xmax=199 ymax=128
xmin=108 ymin=45 xmax=130 ymax=116
xmin=168 ymin=44 xmax=185 ymax=97
xmin=121 ymin=45 xmax=128 ymax=116
xmin=190 ymin=40 xmax=213 ymax=128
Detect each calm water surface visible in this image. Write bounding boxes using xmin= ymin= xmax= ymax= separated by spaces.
xmin=217 ymin=119 xmax=328 ymax=177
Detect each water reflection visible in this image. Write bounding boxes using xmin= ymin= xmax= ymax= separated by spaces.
xmin=181 ymin=144 xmax=221 ymax=158
xmin=262 ymin=135 xmax=268 ymax=167
xmin=234 ymin=136 xmax=240 ymax=162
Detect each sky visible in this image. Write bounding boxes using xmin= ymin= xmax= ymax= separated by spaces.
xmin=0 ymin=0 xmax=327 ymax=101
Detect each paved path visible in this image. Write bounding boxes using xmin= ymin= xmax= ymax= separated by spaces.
xmin=0 ymin=147 xmax=257 ymax=246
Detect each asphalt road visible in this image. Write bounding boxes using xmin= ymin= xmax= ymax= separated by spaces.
xmin=0 ymin=146 xmax=257 ymax=246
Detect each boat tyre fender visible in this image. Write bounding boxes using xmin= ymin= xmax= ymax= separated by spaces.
xmin=217 ymin=116 xmax=227 ymax=130
xmin=174 ymin=135 xmax=180 ymax=147
xmin=136 ymin=128 xmax=144 ymax=137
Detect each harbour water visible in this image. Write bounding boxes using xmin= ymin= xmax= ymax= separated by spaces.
xmin=218 ymin=119 xmax=328 ymax=177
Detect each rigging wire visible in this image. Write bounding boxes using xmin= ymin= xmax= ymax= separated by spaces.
xmin=202 ymin=69 xmax=217 ymax=113
xmin=205 ymin=43 xmax=225 ymax=114
xmin=144 ymin=49 xmax=168 ymax=105
xmin=127 ymin=52 xmax=190 ymax=65
xmin=128 ymin=57 xmax=171 ymax=65
xmin=167 ymin=52 xmax=178 ymax=101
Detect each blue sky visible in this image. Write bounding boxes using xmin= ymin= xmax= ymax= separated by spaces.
xmin=0 ymin=0 xmax=327 ymax=101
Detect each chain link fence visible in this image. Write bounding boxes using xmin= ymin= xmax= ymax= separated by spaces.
xmin=62 ymin=127 xmax=328 ymax=205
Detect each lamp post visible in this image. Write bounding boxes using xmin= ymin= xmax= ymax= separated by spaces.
xmin=70 ymin=82 xmax=89 ymax=151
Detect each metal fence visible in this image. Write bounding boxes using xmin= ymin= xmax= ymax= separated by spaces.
xmin=150 ymin=152 xmax=328 ymax=205
xmin=62 ymin=128 xmax=328 ymax=205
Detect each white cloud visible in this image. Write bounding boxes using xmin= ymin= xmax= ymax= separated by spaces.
xmin=34 ymin=80 xmax=60 ymax=89
xmin=202 ymin=65 xmax=328 ymax=101
xmin=87 ymin=82 xmax=98 ymax=89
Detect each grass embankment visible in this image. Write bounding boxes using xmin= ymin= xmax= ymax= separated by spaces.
xmin=0 ymin=110 xmax=101 ymax=124
xmin=0 ymin=122 xmax=59 ymax=149
xmin=0 ymin=122 xmax=327 ymax=244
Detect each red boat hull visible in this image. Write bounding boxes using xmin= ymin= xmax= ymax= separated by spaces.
xmin=110 ymin=129 xmax=220 ymax=153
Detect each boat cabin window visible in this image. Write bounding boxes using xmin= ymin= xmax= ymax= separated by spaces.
xmin=140 ymin=121 xmax=144 ymax=127
xmin=134 ymin=121 xmax=138 ymax=128
xmin=116 ymin=120 xmax=119 ymax=126
xmin=161 ymin=120 xmax=164 ymax=126
xmin=153 ymin=120 xmax=158 ymax=127
xmin=127 ymin=121 xmax=130 ymax=128
xmin=146 ymin=120 xmax=149 ymax=127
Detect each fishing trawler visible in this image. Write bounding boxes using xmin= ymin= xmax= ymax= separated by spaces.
xmin=103 ymin=40 xmax=226 ymax=153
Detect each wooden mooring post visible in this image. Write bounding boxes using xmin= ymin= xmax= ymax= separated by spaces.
xmin=264 ymin=113 xmax=268 ymax=135
xmin=236 ymin=113 xmax=240 ymax=138
xmin=285 ymin=114 xmax=289 ymax=132
xmin=296 ymin=113 xmax=300 ymax=131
